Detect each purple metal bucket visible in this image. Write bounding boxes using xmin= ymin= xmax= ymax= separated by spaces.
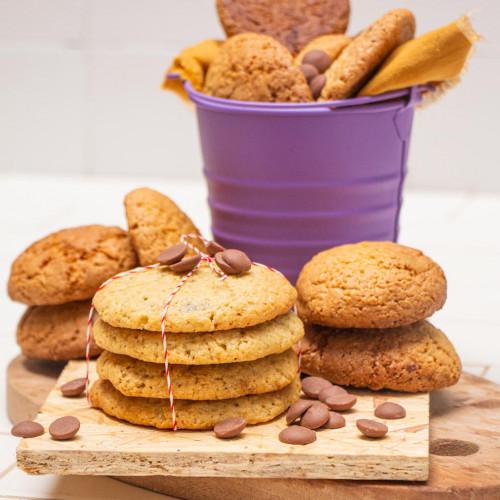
xmin=187 ymin=84 xmax=423 ymax=282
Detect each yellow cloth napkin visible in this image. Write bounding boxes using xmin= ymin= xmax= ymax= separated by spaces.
xmin=359 ymin=15 xmax=479 ymax=100
xmin=162 ymin=39 xmax=223 ymax=100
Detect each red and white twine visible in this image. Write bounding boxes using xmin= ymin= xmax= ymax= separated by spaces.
xmin=85 ymin=233 xmax=299 ymax=430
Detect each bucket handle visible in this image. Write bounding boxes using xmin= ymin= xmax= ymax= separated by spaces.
xmin=393 ymin=86 xmax=423 ymax=141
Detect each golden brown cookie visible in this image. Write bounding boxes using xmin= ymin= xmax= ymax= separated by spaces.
xmin=93 ymin=264 xmax=297 ymax=332
xmin=204 ymin=33 xmax=312 ymax=102
xmin=297 ymin=241 xmax=446 ymax=329
xmin=295 ymin=34 xmax=350 ymax=66
xmin=8 ymin=225 xmax=137 ymax=306
xmin=124 ymin=187 xmax=200 ymax=266
xmin=216 ymin=0 xmax=350 ymax=55
xmin=299 ymin=321 xmax=461 ymax=392
xmin=96 ymin=349 xmax=298 ymax=400
xmin=92 ymin=312 xmax=303 ymax=364
xmin=321 ymin=9 xmax=416 ymax=100
xmin=90 ymin=377 xmax=301 ymax=429
xmin=17 ymin=301 xmax=101 ymax=361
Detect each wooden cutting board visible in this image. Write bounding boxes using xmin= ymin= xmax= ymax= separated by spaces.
xmin=15 ymin=360 xmax=429 ymax=480
xmin=7 ymin=355 xmax=500 ymax=498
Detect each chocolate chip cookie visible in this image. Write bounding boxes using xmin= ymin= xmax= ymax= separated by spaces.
xmin=321 ymin=8 xmax=416 ymax=100
xmin=93 ymin=264 xmax=297 ymax=332
xmin=299 ymin=321 xmax=461 ymax=392
xmin=124 ymin=187 xmax=200 ymax=266
xmin=8 ymin=225 xmax=137 ymax=305
xmin=297 ymin=241 xmax=446 ymax=329
xmin=17 ymin=301 xmax=101 ymax=361
xmin=204 ymin=33 xmax=312 ymax=102
xmin=216 ymin=0 xmax=350 ymax=55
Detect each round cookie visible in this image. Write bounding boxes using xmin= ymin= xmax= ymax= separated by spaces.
xmin=17 ymin=301 xmax=101 ymax=361
xmin=124 ymin=187 xmax=201 ymax=266
xmin=216 ymin=0 xmax=350 ymax=55
xmin=97 ymin=349 xmax=298 ymax=400
xmin=90 ymin=377 xmax=301 ymax=430
xmin=297 ymin=241 xmax=446 ymax=329
xmin=92 ymin=312 xmax=303 ymax=364
xmin=299 ymin=321 xmax=461 ymax=392
xmin=93 ymin=264 xmax=297 ymax=332
xmin=203 ymin=33 xmax=312 ymax=103
xmin=8 ymin=225 xmax=137 ymax=306
xmin=295 ymin=34 xmax=350 ymax=66
xmin=321 ymin=9 xmax=416 ymax=100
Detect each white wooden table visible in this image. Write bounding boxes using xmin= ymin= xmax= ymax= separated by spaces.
xmin=1 ymin=173 xmax=499 ymax=499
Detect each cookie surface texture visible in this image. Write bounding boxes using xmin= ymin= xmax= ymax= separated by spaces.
xmin=124 ymin=187 xmax=200 ymax=266
xmin=204 ymin=33 xmax=312 ymax=102
xmin=217 ymin=0 xmax=350 ymax=54
xmin=321 ymin=8 xmax=415 ymax=99
xmin=96 ymin=349 xmax=298 ymax=400
xmin=93 ymin=264 xmax=297 ymax=332
xmin=17 ymin=301 xmax=101 ymax=361
xmin=92 ymin=313 xmax=303 ymax=365
xmin=299 ymin=321 xmax=461 ymax=392
xmin=8 ymin=225 xmax=137 ymax=306
xmin=297 ymin=241 xmax=446 ymax=329
xmin=90 ymin=377 xmax=301 ymax=429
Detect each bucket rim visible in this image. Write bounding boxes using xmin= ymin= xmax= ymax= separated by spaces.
xmin=168 ymin=74 xmax=429 ymax=111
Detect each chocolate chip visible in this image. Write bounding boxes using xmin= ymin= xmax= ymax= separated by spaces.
xmin=318 ymin=385 xmax=347 ymax=402
xmin=205 ymin=240 xmax=225 ymax=257
xmin=286 ymin=399 xmax=315 ymax=425
xmin=310 ymin=74 xmax=326 ymax=100
xmin=49 ymin=416 xmax=80 ymax=440
xmin=11 ymin=420 xmax=44 ymax=438
xmin=356 ymin=419 xmax=388 ymax=438
xmin=157 ymin=243 xmax=188 ymax=265
xmin=301 ymin=376 xmax=332 ymax=398
xmin=323 ymin=393 xmax=357 ymax=411
xmin=215 ymin=249 xmax=252 ymax=275
xmin=214 ymin=417 xmax=247 ymax=438
xmin=279 ymin=425 xmax=316 ymax=445
xmin=60 ymin=378 xmax=86 ymax=397
xmin=300 ymin=402 xmax=330 ymax=430
xmin=374 ymin=402 xmax=406 ymax=420
xmin=323 ymin=411 xmax=346 ymax=429
xmin=299 ymin=63 xmax=319 ymax=83
xmin=168 ymin=254 xmax=201 ymax=273
xmin=302 ymin=50 xmax=333 ymax=73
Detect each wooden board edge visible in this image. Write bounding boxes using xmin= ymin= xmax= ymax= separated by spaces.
xmin=16 ymin=448 xmax=429 ymax=481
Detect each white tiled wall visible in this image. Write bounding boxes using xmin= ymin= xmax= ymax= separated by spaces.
xmin=0 ymin=0 xmax=499 ymax=190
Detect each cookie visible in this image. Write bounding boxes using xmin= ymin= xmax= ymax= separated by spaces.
xmin=297 ymin=241 xmax=446 ymax=329
xmin=8 ymin=225 xmax=137 ymax=306
xmin=295 ymin=34 xmax=350 ymax=66
xmin=299 ymin=321 xmax=461 ymax=392
xmin=93 ymin=264 xmax=297 ymax=332
xmin=92 ymin=312 xmax=303 ymax=364
xmin=216 ymin=0 xmax=350 ymax=55
xmin=17 ymin=301 xmax=101 ymax=361
xmin=321 ymin=9 xmax=416 ymax=100
xmin=90 ymin=377 xmax=301 ymax=429
xmin=203 ymin=33 xmax=312 ymax=102
xmin=97 ymin=349 xmax=298 ymax=400
xmin=124 ymin=187 xmax=200 ymax=266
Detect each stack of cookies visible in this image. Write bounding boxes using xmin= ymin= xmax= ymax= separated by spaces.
xmin=296 ymin=241 xmax=461 ymax=392
xmin=89 ymin=254 xmax=303 ymax=429
xmin=7 ymin=187 xmax=200 ymax=362
xmin=8 ymin=225 xmax=137 ymax=361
